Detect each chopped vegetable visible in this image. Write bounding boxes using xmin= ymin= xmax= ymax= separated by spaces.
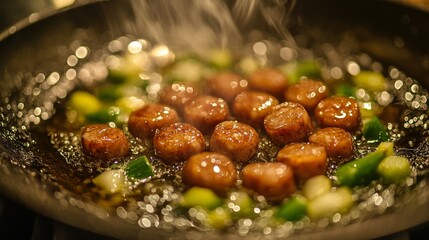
xmin=303 ymin=175 xmax=332 ymax=200
xmin=181 ymin=187 xmax=223 ymax=209
xmin=226 ymin=191 xmax=254 ymax=219
xmin=352 ymin=71 xmax=386 ymax=92
xmin=335 ymin=149 xmax=387 ymax=186
xmin=377 ymin=155 xmax=411 ymax=184
xmin=376 ymin=141 xmax=395 ymax=156
xmin=362 ymin=116 xmax=389 ymax=143
xmin=279 ymin=61 xmax=321 ymax=84
xmin=237 ymin=56 xmax=260 ymax=75
xmin=96 ymin=85 xmax=123 ymax=102
xmin=167 ymin=59 xmax=208 ymax=83
xmin=67 ymin=91 xmax=102 ymax=115
xmin=206 ymin=207 xmax=233 ymax=229
xmin=85 ymin=107 xmax=120 ymax=123
xmin=335 ymin=83 xmax=356 ymax=97
xmin=307 ymin=187 xmax=353 ymax=219
xmin=206 ymin=49 xmax=232 ymax=69
xmin=275 ymin=195 xmax=308 ymax=221
xmin=92 ymin=169 xmax=126 ymax=194
xmin=125 ymin=156 xmax=154 ymax=180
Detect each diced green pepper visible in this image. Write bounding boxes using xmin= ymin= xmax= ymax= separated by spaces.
xmin=352 ymin=71 xmax=386 ymax=92
xmin=377 ymin=155 xmax=411 ymax=184
xmin=96 ymin=85 xmax=123 ymax=102
xmin=279 ymin=61 xmax=321 ymax=85
xmin=206 ymin=49 xmax=233 ymax=69
xmin=85 ymin=107 xmax=120 ymax=123
xmin=335 ymin=83 xmax=356 ymax=97
xmin=125 ymin=156 xmax=154 ymax=180
xmin=67 ymin=91 xmax=102 ymax=115
xmin=180 ymin=187 xmax=223 ymax=210
xmin=205 ymin=207 xmax=233 ymax=229
xmin=362 ymin=116 xmax=389 ymax=143
xmin=226 ymin=191 xmax=254 ymax=219
xmin=335 ymin=150 xmax=387 ymax=186
xmin=275 ymin=195 xmax=308 ymax=221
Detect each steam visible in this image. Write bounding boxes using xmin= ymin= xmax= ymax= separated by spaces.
xmin=116 ymin=0 xmax=296 ymax=54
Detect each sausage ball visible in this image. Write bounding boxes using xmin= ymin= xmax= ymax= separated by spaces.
xmin=248 ymin=68 xmax=288 ymax=99
xmin=128 ymin=103 xmax=180 ymax=139
xmin=241 ymin=162 xmax=296 ymax=201
xmin=182 ymin=152 xmax=237 ymax=194
xmin=81 ymin=124 xmax=129 ymax=159
xmin=314 ymin=96 xmax=361 ymax=132
xmin=209 ymin=121 xmax=259 ymax=163
xmin=183 ymin=95 xmax=230 ymax=134
xmin=284 ymin=79 xmax=328 ymax=111
xmin=153 ymin=122 xmax=205 ymax=164
xmin=232 ymin=90 xmax=279 ymax=128
xmin=277 ymin=142 xmax=327 ymax=182
xmin=205 ymin=72 xmax=248 ymax=103
xmin=159 ymin=83 xmax=199 ymax=114
xmin=309 ymin=127 xmax=354 ymax=159
xmin=264 ymin=102 xmax=313 ymax=146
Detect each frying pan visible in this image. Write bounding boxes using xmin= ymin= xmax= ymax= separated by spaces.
xmin=1 ymin=0 xmax=429 ymax=239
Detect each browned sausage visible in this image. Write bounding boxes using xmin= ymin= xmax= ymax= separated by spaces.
xmin=209 ymin=121 xmax=259 ymax=163
xmin=264 ymin=102 xmax=313 ymax=146
xmin=314 ymin=96 xmax=361 ymax=132
xmin=153 ymin=122 xmax=205 ymax=164
xmin=205 ymin=72 xmax=248 ymax=103
xmin=248 ymin=68 xmax=288 ymax=99
xmin=128 ymin=103 xmax=180 ymax=139
xmin=183 ymin=95 xmax=230 ymax=134
xmin=182 ymin=152 xmax=237 ymax=194
xmin=309 ymin=127 xmax=354 ymax=159
xmin=159 ymin=83 xmax=199 ymax=114
xmin=232 ymin=90 xmax=279 ymax=128
xmin=276 ymin=142 xmax=327 ymax=182
xmin=241 ymin=162 xmax=296 ymax=201
xmin=284 ymin=79 xmax=328 ymax=111
xmin=81 ymin=124 xmax=129 ymax=159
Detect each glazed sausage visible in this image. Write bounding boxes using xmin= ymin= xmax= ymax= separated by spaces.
xmin=284 ymin=79 xmax=328 ymax=111
xmin=81 ymin=124 xmax=129 ymax=159
xmin=128 ymin=103 xmax=180 ymax=139
xmin=309 ymin=127 xmax=354 ymax=159
xmin=153 ymin=122 xmax=205 ymax=164
xmin=159 ymin=83 xmax=198 ymax=114
xmin=232 ymin=90 xmax=279 ymax=128
xmin=277 ymin=142 xmax=327 ymax=182
xmin=264 ymin=102 xmax=313 ymax=146
xmin=248 ymin=68 xmax=288 ymax=99
xmin=183 ymin=95 xmax=230 ymax=134
xmin=241 ymin=162 xmax=296 ymax=201
xmin=205 ymin=72 xmax=248 ymax=103
xmin=182 ymin=152 xmax=237 ymax=194
xmin=314 ymin=96 xmax=361 ymax=132
xmin=209 ymin=121 xmax=259 ymax=163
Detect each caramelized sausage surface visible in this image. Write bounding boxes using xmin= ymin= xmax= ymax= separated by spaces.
xmin=182 ymin=152 xmax=237 ymax=194
xmin=277 ymin=142 xmax=327 ymax=182
xmin=183 ymin=95 xmax=230 ymax=134
xmin=81 ymin=124 xmax=130 ymax=159
xmin=153 ymin=122 xmax=205 ymax=164
xmin=209 ymin=121 xmax=259 ymax=163
xmin=241 ymin=162 xmax=296 ymax=201
xmin=206 ymin=72 xmax=248 ymax=103
xmin=284 ymin=79 xmax=328 ymax=111
xmin=264 ymin=102 xmax=313 ymax=146
xmin=159 ymin=83 xmax=199 ymax=114
xmin=232 ymin=90 xmax=279 ymax=128
xmin=248 ymin=68 xmax=288 ymax=99
xmin=314 ymin=96 xmax=361 ymax=132
xmin=309 ymin=127 xmax=354 ymax=159
xmin=128 ymin=103 xmax=180 ymax=139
